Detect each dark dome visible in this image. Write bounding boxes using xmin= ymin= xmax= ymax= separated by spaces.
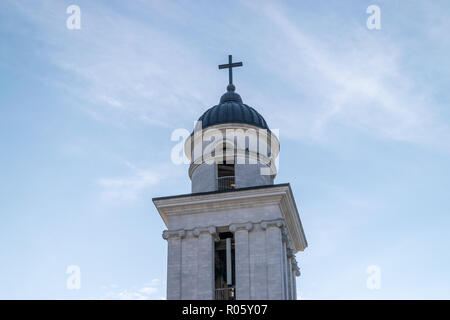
xmin=197 ymin=87 xmax=269 ymax=130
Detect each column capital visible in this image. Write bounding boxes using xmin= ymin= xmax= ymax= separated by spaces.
xmin=193 ymin=226 xmax=217 ymax=237
xmin=162 ymin=229 xmax=186 ymax=240
xmin=291 ymin=257 xmax=300 ymax=277
xmin=229 ymin=222 xmax=253 ymax=233
xmin=287 ymin=248 xmax=294 ymax=258
xmin=261 ymin=219 xmax=284 ymax=230
xmin=281 ymin=228 xmax=289 ymax=243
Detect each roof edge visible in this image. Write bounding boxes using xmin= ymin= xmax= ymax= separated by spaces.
xmin=152 ymin=183 xmax=290 ymax=202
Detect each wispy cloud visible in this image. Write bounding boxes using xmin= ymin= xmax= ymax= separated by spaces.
xmin=9 ymin=0 xmax=449 ymax=150
xmin=242 ymin=1 xmax=450 ymax=150
xmin=101 ymin=279 xmax=165 ymax=300
xmin=96 ymin=161 xmax=183 ymax=204
xmin=6 ymin=1 xmax=216 ymax=128
xmin=97 ymin=170 xmax=158 ymax=203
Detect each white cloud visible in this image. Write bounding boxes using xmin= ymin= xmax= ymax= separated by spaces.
xmin=139 ymin=287 xmax=158 ymax=295
xmin=8 ymin=0 xmax=449 ymax=150
xmin=241 ymin=1 xmax=450 ymax=150
xmin=96 ymin=161 xmax=161 ymax=203
xmin=96 ymin=161 xmax=186 ymax=204
xmin=100 ymin=279 xmax=164 ymax=300
xmin=7 ymin=1 xmax=216 ymax=128
xmin=97 ymin=171 xmax=158 ymax=203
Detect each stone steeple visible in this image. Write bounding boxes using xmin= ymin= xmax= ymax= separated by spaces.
xmin=153 ymin=56 xmax=307 ymax=300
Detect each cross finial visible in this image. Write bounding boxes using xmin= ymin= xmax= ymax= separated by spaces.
xmin=218 ymin=55 xmax=243 ymax=91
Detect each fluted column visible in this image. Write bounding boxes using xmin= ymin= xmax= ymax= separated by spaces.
xmin=230 ymin=222 xmax=253 ymax=300
xmin=162 ymin=229 xmax=185 ymax=300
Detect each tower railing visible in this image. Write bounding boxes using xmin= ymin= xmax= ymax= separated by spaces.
xmin=215 ymin=287 xmax=235 ymax=300
xmin=217 ymin=176 xmax=235 ymax=191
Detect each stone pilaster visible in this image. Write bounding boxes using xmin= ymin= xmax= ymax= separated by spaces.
xmin=249 ymin=222 xmax=267 ymax=299
xmin=229 ymin=222 xmax=253 ymax=300
xmin=162 ymin=230 xmax=185 ymax=300
xmin=194 ymin=226 xmax=216 ymax=299
xmin=181 ymin=230 xmax=198 ymax=299
xmin=261 ymin=220 xmax=284 ymax=300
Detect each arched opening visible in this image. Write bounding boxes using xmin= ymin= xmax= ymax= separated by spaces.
xmin=217 ymin=143 xmax=235 ymax=191
xmin=214 ymin=231 xmax=235 ymax=300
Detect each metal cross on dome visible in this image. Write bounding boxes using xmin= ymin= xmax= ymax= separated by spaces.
xmin=218 ymin=55 xmax=243 ymax=86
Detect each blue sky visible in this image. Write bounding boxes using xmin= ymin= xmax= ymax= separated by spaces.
xmin=1 ymin=0 xmax=449 ymax=299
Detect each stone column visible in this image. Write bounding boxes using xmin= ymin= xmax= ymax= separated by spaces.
xmin=262 ymin=220 xmax=285 ymax=300
xmin=230 ymin=222 xmax=253 ymax=300
xmin=249 ymin=222 xmax=267 ymax=299
xmin=194 ymin=226 xmax=216 ymax=300
xmin=162 ymin=229 xmax=185 ymax=300
xmin=181 ymin=230 xmax=198 ymax=299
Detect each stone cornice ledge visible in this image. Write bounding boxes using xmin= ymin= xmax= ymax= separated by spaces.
xmin=153 ymin=184 xmax=307 ymax=253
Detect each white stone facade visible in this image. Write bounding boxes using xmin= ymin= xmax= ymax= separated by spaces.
xmin=153 ymin=184 xmax=307 ymax=300
xmin=186 ymin=123 xmax=279 ymax=193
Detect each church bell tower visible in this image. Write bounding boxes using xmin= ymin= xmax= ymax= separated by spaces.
xmin=153 ymin=55 xmax=307 ymax=300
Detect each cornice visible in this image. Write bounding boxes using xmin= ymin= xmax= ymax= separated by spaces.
xmin=162 ymin=225 xmax=218 ymax=240
xmin=154 ymin=184 xmax=307 ymax=253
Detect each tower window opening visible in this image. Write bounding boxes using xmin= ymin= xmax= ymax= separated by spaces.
xmin=217 ymin=163 xmax=235 ymax=191
xmin=214 ymin=232 xmax=235 ymax=300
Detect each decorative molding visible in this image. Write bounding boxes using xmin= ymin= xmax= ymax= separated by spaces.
xmin=281 ymin=228 xmax=294 ymax=252
xmin=189 ymin=150 xmax=273 ymax=180
xmin=162 ymin=229 xmax=186 ymax=240
xmin=156 ymin=192 xmax=284 ymax=215
xmin=229 ymin=222 xmax=253 ymax=233
xmin=154 ymin=184 xmax=307 ymax=253
xmin=229 ymin=219 xmax=284 ymax=233
xmin=184 ymin=122 xmax=280 ymax=168
xmin=260 ymin=219 xmax=284 ymax=230
xmin=278 ymin=187 xmax=308 ymax=252
xmin=281 ymin=228 xmax=288 ymax=243
xmin=164 ymin=219 xmax=288 ymax=239
xmin=162 ymin=226 xmax=218 ymax=241
xmin=286 ymin=248 xmax=294 ymax=259
xmin=292 ymin=257 xmax=300 ymax=277
xmin=193 ymin=226 xmax=217 ymax=237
